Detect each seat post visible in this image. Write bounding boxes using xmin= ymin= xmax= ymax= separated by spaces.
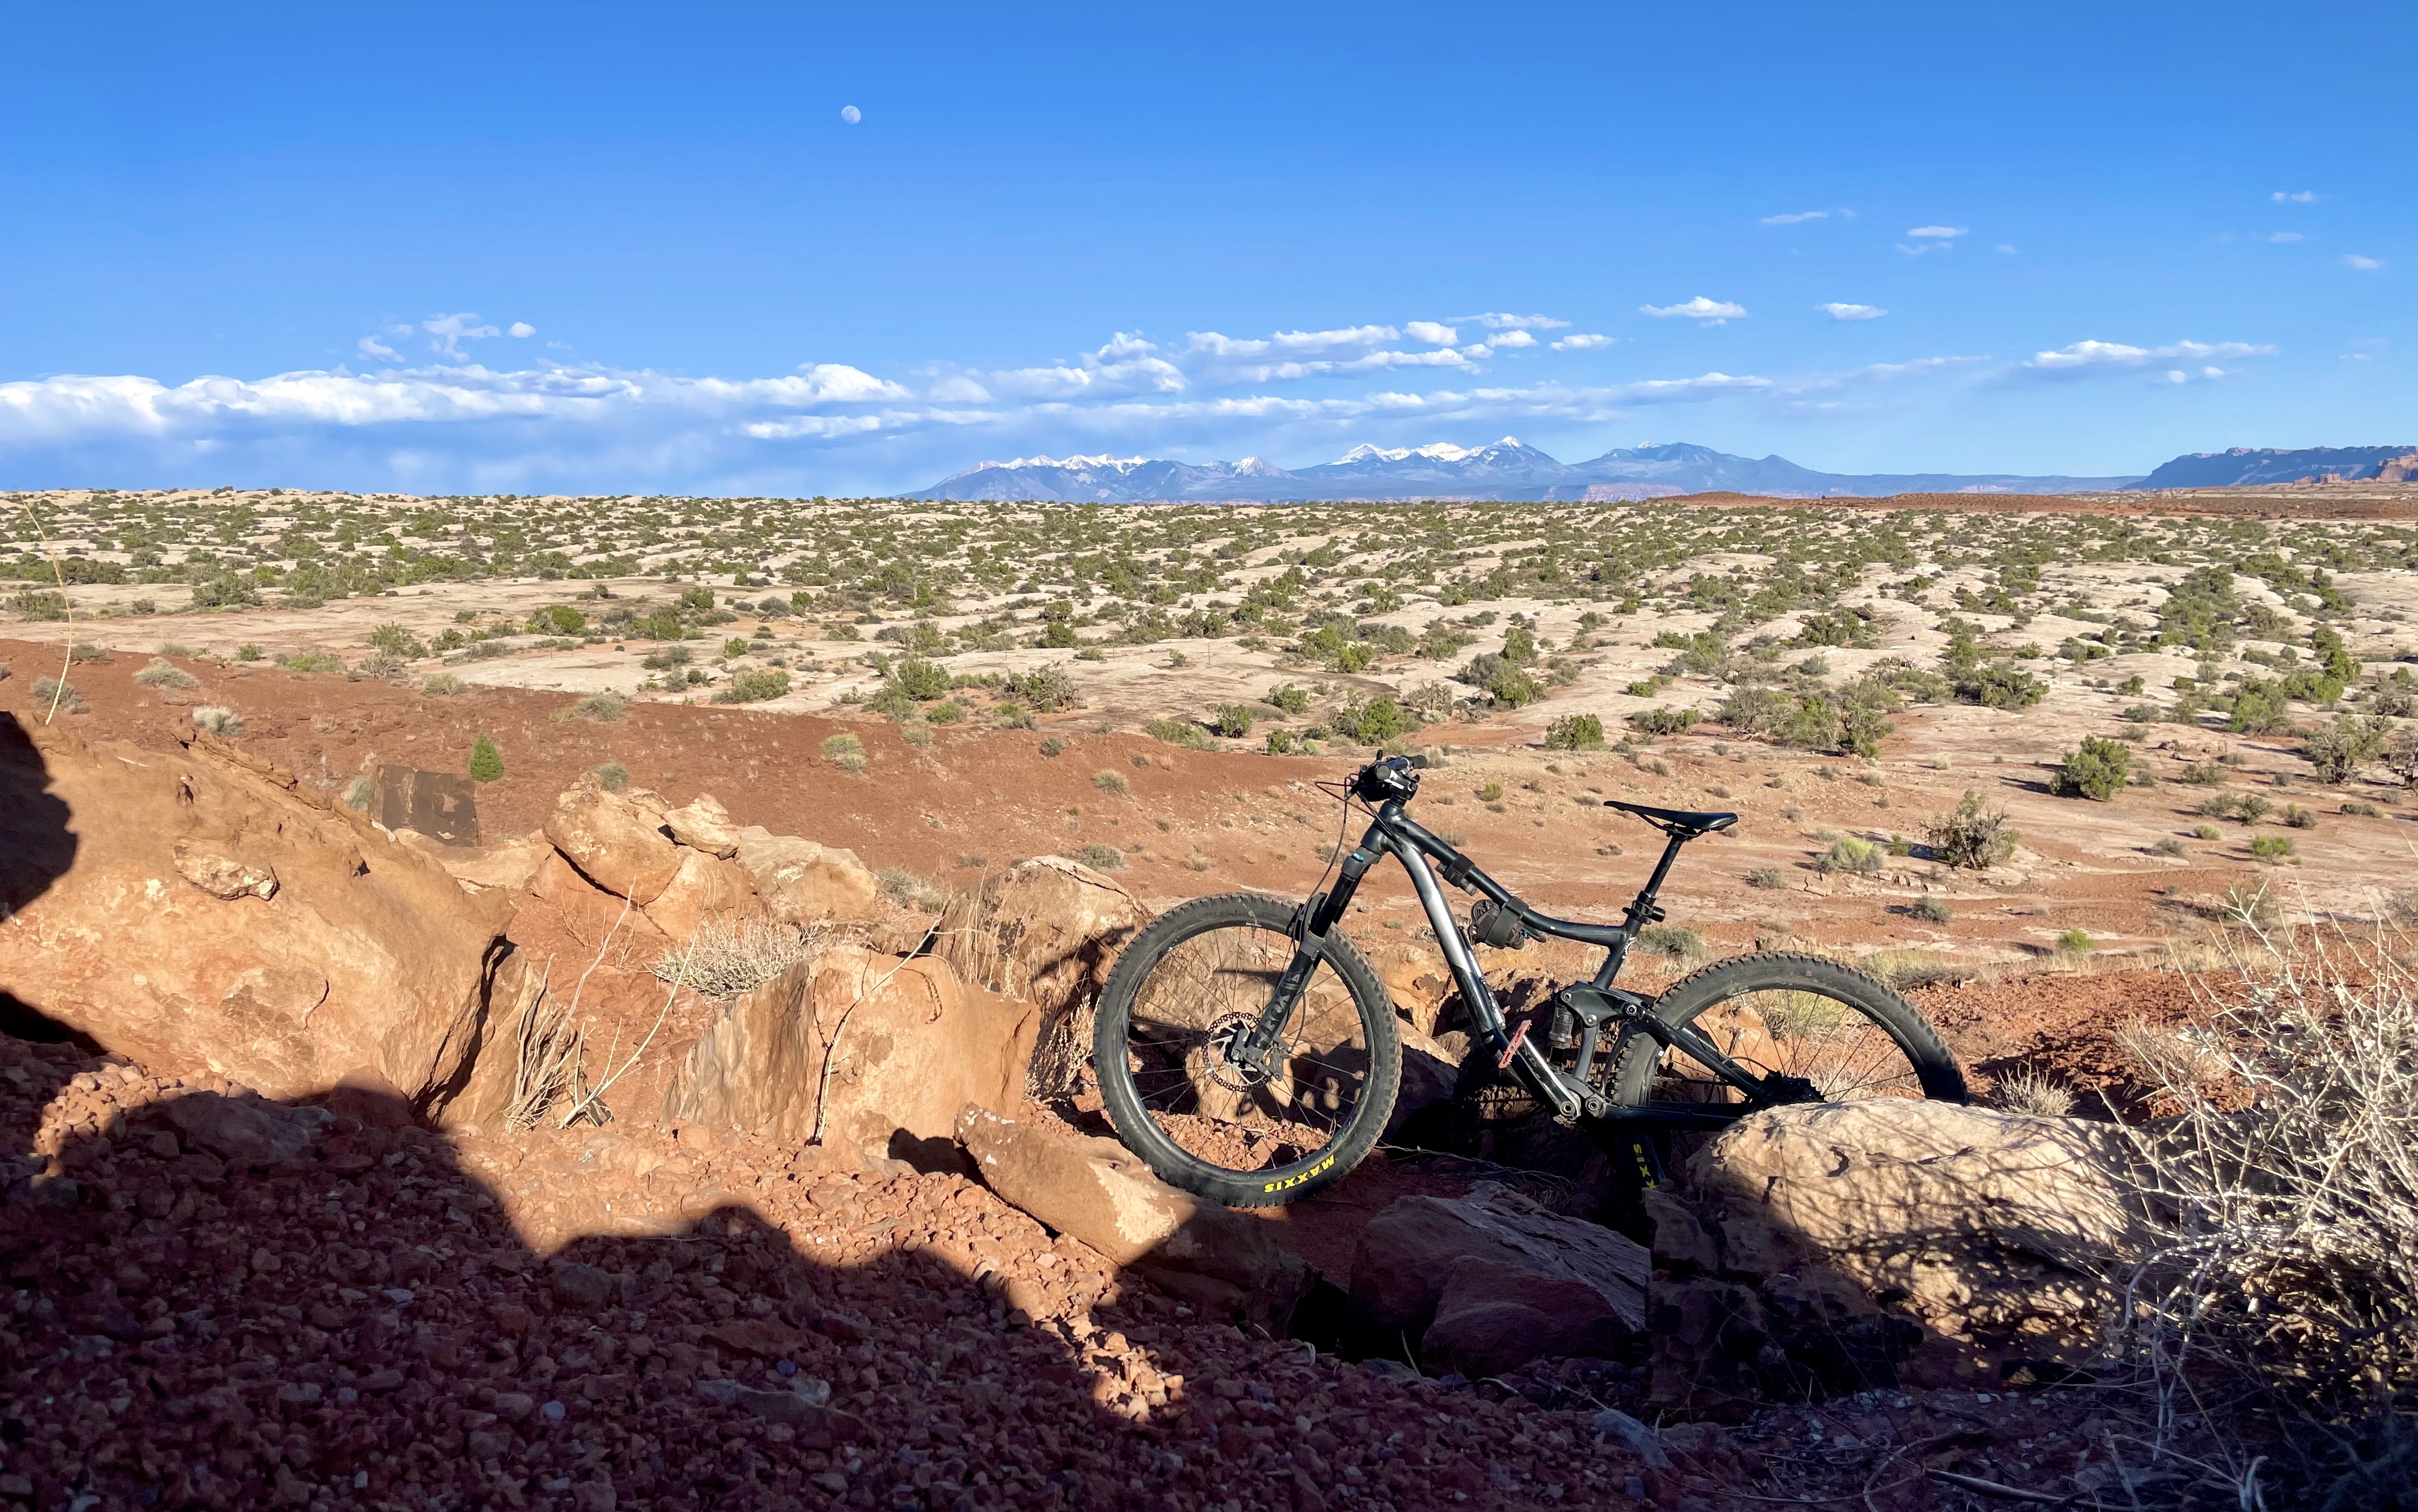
xmin=1624 ymin=827 xmax=1691 ymax=928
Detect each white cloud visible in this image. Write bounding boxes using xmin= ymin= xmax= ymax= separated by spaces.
xmin=1550 ymin=333 xmax=1614 ymax=351
xmin=1404 ymin=321 xmax=1458 ymax=346
xmin=357 ymin=336 xmax=403 ymax=362
xmin=1819 ymin=303 xmax=1887 ymax=321
xmin=1760 ymin=210 xmax=1828 ymax=225
xmin=2343 ymin=254 xmax=2385 ymax=271
xmin=1906 ymin=226 xmax=1968 ymax=239
xmin=2272 ymin=190 xmax=2320 ymax=203
xmin=1995 ymin=244 xmax=2018 ymax=255
xmin=1451 ymin=313 xmax=1571 ymax=331
xmin=2269 ymin=232 xmax=2304 ymax=244
xmin=507 ymin=322 xmax=536 ymax=338
xmin=1487 ymin=329 xmax=1538 ymax=349
xmin=1640 ymin=296 xmax=1748 ymax=325
xmin=421 ymin=313 xmax=502 ymax=358
xmin=2015 ymin=338 xmax=2278 ymax=381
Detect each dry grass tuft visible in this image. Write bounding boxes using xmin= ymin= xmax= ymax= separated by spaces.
xmin=650 ymin=916 xmax=824 ymax=997
xmin=2116 ymin=922 xmax=2418 ymax=1490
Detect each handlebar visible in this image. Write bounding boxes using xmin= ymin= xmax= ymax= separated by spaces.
xmin=1351 ymin=755 xmax=1421 ymax=805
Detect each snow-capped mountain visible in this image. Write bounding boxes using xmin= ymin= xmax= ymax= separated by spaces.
xmin=911 ymin=439 xmax=2141 ymax=501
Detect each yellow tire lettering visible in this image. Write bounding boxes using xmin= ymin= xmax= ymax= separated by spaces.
xmin=1261 ymin=1153 xmax=1338 ymax=1193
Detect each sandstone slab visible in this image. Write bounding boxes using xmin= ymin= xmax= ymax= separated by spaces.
xmin=545 ymin=776 xmax=682 ymax=905
xmin=733 ymin=827 xmax=880 ymax=923
xmin=956 ymin=1105 xmax=1312 ymax=1327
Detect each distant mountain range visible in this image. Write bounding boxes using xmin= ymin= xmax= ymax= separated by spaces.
xmin=2124 ymin=445 xmax=2418 ymax=490
xmin=911 ymin=439 xmax=2143 ymax=502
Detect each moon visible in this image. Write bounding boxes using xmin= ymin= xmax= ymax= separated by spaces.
xmin=839 ymin=104 xmax=862 ymax=125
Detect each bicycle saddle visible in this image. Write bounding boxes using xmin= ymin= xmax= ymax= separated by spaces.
xmin=1604 ymin=799 xmax=1738 ymax=836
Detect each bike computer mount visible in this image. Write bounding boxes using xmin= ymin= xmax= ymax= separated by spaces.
xmin=1351 ymin=757 xmax=1420 ymax=805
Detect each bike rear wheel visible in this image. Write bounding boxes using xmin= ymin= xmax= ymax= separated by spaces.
xmin=1608 ymin=950 xmax=1967 ymax=1111
xmin=1094 ymin=892 xmax=1399 ymax=1207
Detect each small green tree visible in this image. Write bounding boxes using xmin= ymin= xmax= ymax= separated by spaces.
xmin=2304 ymin=712 xmax=2390 ymax=783
xmin=2056 ymin=736 xmax=2132 ymax=799
xmin=469 ymin=734 xmax=504 ymax=783
xmin=2228 ymin=678 xmax=2293 ymax=735
xmin=1925 ymin=790 xmax=2018 ymax=870
xmin=1545 ymin=713 xmax=1607 ymax=750
xmin=1208 ymin=703 xmax=1255 ymax=738
xmin=890 ymin=656 xmax=952 ymax=701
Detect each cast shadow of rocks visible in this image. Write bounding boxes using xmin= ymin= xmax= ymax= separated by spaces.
xmin=0 ymin=1071 xmax=1222 ymax=1512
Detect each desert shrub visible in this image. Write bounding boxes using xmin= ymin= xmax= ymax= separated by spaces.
xmin=356 ymin=651 xmax=410 ymax=680
xmin=2249 ymin=834 xmax=2296 ymax=862
xmin=1745 ymin=866 xmax=1786 ymax=890
xmin=593 ymin=761 xmax=630 ymax=791
xmin=992 ymin=700 xmax=1036 ymax=729
xmin=1402 ymin=682 xmax=1457 ymax=722
xmin=994 ymin=664 xmax=1070 ymax=713
xmin=277 ymin=650 xmax=346 ymax=674
xmin=1952 ymin=662 xmax=2047 ymax=710
xmin=2178 ymin=760 xmax=2224 ymax=784
xmin=1330 ymin=694 xmax=1414 ymax=746
xmin=1622 ymin=707 xmax=1694 ymax=739
xmin=874 ymin=866 xmax=946 ymax=912
xmin=559 ymin=692 xmax=626 ymax=722
xmin=528 ymin=605 xmax=587 ymax=637
xmin=2342 ymin=799 xmax=2380 ymax=817
xmin=1039 ymin=736 xmax=1067 ymax=757
xmin=889 ymin=656 xmax=951 ymax=701
xmin=714 ymin=669 xmax=791 ymax=704
xmin=1091 ymin=769 xmax=1129 ymax=794
xmin=2056 ymin=928 xmax=2095 ymax=955
xmin=1264 ymin=683 xmax=1312 ymax=716
xmin=722 ymin=637 xmax=751 ymax=659
xmin=419 ymin=673 xmax=467 ymax=695
xmin=2151 ymin=836 xmax=2188 ymax=857
xmin=368 ymin=621 xmax=429 ymax=658
xmin=2281 ymin=803 xmax=2318 ymax=830
xmin=2227 ymin=677 xmax=2293 ymax=735
xmin=469 ymin=734 xmax=503 ymax=783
xmin=1817 ymin=835 xmax=1885 ymax=875
xmin=2303 ymin=711 xmax=2391 ymax=783
xmin=30 ymin=677 xmax=85 ymax=713
xmin=1208 ymin=703 xmax=1255 ymax=739
xmin=2192 ymin=823 xmax=2222 ymax=840
xmin=651 ymin=917 xmax=823 ymax=997
xmin=1457 ymin=652 xmax=1545 ymax=708
xmin=1925 ymin=790 xmax=2017 ymax=870
xmin=926 ymin=700 xmax=964 ymax=725
xmin=188 ymin=572 xmax=259 ymax=609
xmin=1144 ymin=717 xmax=1210 ymax=749
xmin=2117 ymin=934 xmax=2418 ymax=1480
xmin=1075 ymin=843 xmax=1126 ymax=872
xmin=899 ymin=722 xmax=934 ymax=748
xmin=64 ymin=643 xmax=106 ymax=664
xmin=1863 ymin=949 xmax=1976 ymax=990
xmin=1910 ymin=895 xmax=1954 ymax=923
xmin=134 ymin=658 xmax=197 ymax=689
xmin=2054 ymin=735 xmax=2132 ymax=800
xmin=1545 ymin=713 xmax=1607 ymax=750
xmin=1264 ymin=729 xmax=1297 ymax=755
xmin=1635 ymin=925 xmax=1707 ymax=964
xmin=820 ymin=732 xmax=866 ymax=772
xmin=1994 ymin=1067 xmax=2076 ymax=1117
xmin=10 ymin=589 xmax=68 ymax=621
xmin=190 ymin=704 xmax=239 ymax=736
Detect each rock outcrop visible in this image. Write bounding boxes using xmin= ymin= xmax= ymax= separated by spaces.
xmin=931 ymin=856 xmax=1148 ymax=1093
xmin=543 ymin=776 xmax=684 ymax=905
xmin=733 ymin=827 xmax=881 ymax=924
xmin=0 ymin=719 xmax=512 ymax=1107
xmin=955 ymin=1105 xmax=1312 ymax=1327
xmin=1348 ymin=1184 xmax=1651 ymax=1376
xmin=1644 ymin=1099 xmax=2146 ymax=1409
xmin=662 ymin=946 xmax=1039 ymax=1162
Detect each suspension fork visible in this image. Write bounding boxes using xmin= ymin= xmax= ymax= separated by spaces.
xmin=1229 ymin=815 xmax=1389 ymax=1070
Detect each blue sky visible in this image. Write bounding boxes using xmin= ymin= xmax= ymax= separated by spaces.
xmin=1 ymin=1 xmax=2408 ymax=495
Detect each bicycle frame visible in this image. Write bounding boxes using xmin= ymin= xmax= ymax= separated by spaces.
xmin=1237 ymin=796 xmax=1796 ymax=1134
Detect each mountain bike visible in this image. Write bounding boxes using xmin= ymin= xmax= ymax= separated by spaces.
xmin=1093 ymin=755 xmax=1967 ymax=1207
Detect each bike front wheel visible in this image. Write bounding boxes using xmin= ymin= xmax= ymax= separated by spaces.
xmin=1093 ymin=892 xmax=1399 ymax=1207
